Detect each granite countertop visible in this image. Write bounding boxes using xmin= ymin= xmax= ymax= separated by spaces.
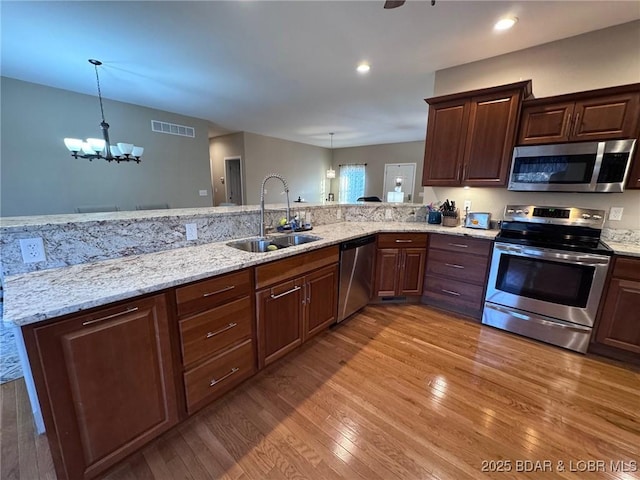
xmin=2 ymin=222 xmax=497 ymax=327
xmin=3 ymin=220 xmax=638 ymax=327
xmin=602 ymin=241 xmax=640 ymax=258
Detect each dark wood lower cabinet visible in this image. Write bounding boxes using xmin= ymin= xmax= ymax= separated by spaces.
xmin=22 ymin=294 xmax=178 ymax=480
xmin=255 ymin=247 xmax=340 ymax=369
xmin=374 ymin=234 xmax=428 ymax=298
xmin=591 ymin=256 xmax=640 ymax=363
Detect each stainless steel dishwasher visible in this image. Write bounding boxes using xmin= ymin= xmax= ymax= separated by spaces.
xmin=337 ymin=235 xmax=376 ymax=323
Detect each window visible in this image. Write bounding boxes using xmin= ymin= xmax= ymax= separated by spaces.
xmin=338 ymin=164 xmax=366 ymax=203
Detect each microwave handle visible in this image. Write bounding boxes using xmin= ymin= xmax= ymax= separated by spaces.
xmin=588 ymin=141 xmax=606 ymax=189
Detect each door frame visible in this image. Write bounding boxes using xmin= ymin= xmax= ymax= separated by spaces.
xmin=224 ymin=156 xmax=244 ymax=205
xmin=383 ymin=163 xmax=416 ymax=203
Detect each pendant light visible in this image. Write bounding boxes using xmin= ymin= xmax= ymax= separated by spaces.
xmin=63 ymin=59 xmax=144 ymax=163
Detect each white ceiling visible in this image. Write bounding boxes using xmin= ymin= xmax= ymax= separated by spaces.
xmin=2 ymin=1 xmax=639 ymax=148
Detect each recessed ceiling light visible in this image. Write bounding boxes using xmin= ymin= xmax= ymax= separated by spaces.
xmin=356 ymin=62 xmax=371 ymax=74
xmin=494 ymin=17 xmax=518 ymax=31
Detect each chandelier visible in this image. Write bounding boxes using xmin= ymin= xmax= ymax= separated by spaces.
xmin=63 ymin=59 xmax=144 ymax=163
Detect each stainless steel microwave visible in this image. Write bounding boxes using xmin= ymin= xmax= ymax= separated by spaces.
xmin=508 ymin=139 xmax=636 ymax=192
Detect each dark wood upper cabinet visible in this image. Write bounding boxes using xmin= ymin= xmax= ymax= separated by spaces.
xmin=422 ymin=80 xmax=531 ymax=188
xmin=518 ymin=84 xmax=640 ymax=145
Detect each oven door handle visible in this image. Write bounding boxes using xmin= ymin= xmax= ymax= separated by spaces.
xmin=495 ymin=243 xmax=610 ymax=265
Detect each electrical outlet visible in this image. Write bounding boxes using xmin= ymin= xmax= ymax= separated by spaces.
xmin=336 ymin=208 xmax=342 ymax=220
xmin=19 ymin=238 xmax=46 ymax=263
xmin=609 ymin=207 xmax=624 ymax=221
xmin=199 ymin=190 xmax=208 ymax=197
xmin=185 ymin=223 xmax=198 ymax=241
xmin=463 ymin=200 xmax=472 ymax=212
xmin=385 ymin=208 xmax=393 ymax=220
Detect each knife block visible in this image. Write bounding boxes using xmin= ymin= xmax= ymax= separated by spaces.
xmin=442 ymin=209 xmax=459 ymax=227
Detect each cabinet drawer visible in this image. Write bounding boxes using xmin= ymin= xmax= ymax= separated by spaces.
xmin=423 ymin=275 xmax=485 ymax=314
xmin=184 ymin=339 xmax=256 ymax=414
xmin=176 ymin=269 xmax=252 ymax=317
xmin=377 ymin=233 xmax=428 ymax=249
xmin=612 ymin=257 xmax=640 ymax=282
xmin=426 ymin=249 xmax=489 ymax=286
xmin=179 ymin=296 xmax=252 ymax=367
xmin=429 ymin=234 xmax=492 ymax=256
xmin=255 ymin=246 xmax=339 ymax=289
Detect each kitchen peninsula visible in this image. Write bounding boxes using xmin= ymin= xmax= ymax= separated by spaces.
xmin=2 ymin=203 xmax=639 ymax=480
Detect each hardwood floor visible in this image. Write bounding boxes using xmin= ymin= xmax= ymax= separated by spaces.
xmin=2 ymin=304 xmax=639 ymax=479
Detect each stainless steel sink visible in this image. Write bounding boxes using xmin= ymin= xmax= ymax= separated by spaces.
xmin=227 ymin=234 xmax=319 ymax=253
xmin=272 ymin=234 xmax=319 ymax=248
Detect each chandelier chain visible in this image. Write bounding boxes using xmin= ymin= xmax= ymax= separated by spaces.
xmin=93 ymin=63 xmax=106 ymax=124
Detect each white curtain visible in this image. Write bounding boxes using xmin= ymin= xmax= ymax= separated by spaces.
xmin=338 ymin=164 xmax=366 ymax=203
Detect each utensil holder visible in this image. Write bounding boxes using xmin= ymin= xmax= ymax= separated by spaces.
xmin=442 ymin=210 xmax=459 ymax=227
xmin=427 ymin=211 xmax=442 ymax=224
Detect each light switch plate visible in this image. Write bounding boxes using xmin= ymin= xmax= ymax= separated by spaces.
xmin=609 ymin=207 xmax=624 ymax=221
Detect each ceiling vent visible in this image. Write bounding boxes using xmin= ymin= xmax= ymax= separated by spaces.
xmin=151 ymin=120 xmax=195 ymax=138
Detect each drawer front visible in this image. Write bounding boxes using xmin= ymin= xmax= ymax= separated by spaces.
xmin=612 ymin=257 xmax=640 ymax=282
xmin=176 ymin=269 xmax=252 ymax=317
xmin=429 ymin=234 xmax=492 ymax=256
xmin=179 ymin=296 xmax=252 ymax=367
xmin=426 ymin=249 xmax=489 ymax=286
xmin=184 ymin=339 xmax=256 ymax=414
xmin=255 ymin=246 xmax=339 ymax=289
xmin=423 ymin=275 xmax=485 ymax=314
xmin=377 ymin=233 xmax=428 ymax=249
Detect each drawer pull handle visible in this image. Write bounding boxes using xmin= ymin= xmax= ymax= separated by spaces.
xmin=441 ymin=289 xmax=461 ymax=297
xmin=209 ymin=367 xmax=239 ymax=387
xmin=445 ymin=263 xmax=464 ymax=269
xmin=206 ymin=323 xmax=238 ymax=339
xmin=395 ymin=239 xmax=413 ymax=243
xmin=271 ymin=285 xmax=301 ymax=300
xmin=203 ymin=285 xmax=235 ymax=297
xmin=448 ymin=243 xmax=468 ymax=248
xmin=82 ymin=307 xmax=139 ymax=326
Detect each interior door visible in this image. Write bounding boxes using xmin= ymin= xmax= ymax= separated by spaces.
xmin=224 ymin=157 xmax=243 ymax=205
xmin=383 ymin=163 xmax=416 ymax=202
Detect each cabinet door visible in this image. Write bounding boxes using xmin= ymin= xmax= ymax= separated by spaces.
xmin=374 ymin=249 xmax=401 ymax=296
xmin=26 ymin=294 xmax=178 ymax=480
xmin=399 ymin=248 xmax=426 ymax=295
xmin=256 ymin=278 xmax=304 ymax=368
xmin=596 ymin=278 xmax=640 ymax=354
xmin=422 ymin=99 xmax=468 ymax=186
xmin=572 ymin=93 xmax=640 ymax=142
xmin=517 ymin=102 xmax=574 ymax=145
xmin=463 ymin=89 xmax=523 ymax=186
xmin=304 ymin=264 xmax=339 ymax=340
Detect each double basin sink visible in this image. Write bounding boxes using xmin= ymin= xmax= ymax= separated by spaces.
xmin=227 ymin=234 xmax=320 ymax=253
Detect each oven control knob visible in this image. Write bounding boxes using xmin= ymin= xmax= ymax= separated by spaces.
xmin=516 ymin=209 xmax=524 ymax=214
xmin=507 ymin=209 xmax=515 ymax=214
xmin=582 ymin=214 xmax=591 ymax=219
xmin=592 ymin=214 xmax=602 ymax=220
xmin=523 ymin=209 xmax=529 ymax=215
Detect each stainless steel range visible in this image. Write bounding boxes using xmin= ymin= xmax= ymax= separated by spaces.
xmin=482 ymin=205 xmax=613 ymax=353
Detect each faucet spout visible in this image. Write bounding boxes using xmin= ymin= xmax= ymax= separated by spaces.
xmin=260 ymin=173 xmax=291 ymax=237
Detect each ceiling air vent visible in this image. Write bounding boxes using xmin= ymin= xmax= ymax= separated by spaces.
xmin=151 ymin=120 xmax=195 ymax=138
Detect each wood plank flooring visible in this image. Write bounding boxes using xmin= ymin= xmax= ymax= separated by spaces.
xmin=2 ymin=304 xmax=639 ymax=479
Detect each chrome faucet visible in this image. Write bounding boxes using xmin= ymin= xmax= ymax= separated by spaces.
xmin=260 ymin=173 xmax=291 ymax=237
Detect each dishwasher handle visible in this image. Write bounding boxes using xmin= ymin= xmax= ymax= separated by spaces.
xmin=340 ymin=235 xmax=376 ymax=251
